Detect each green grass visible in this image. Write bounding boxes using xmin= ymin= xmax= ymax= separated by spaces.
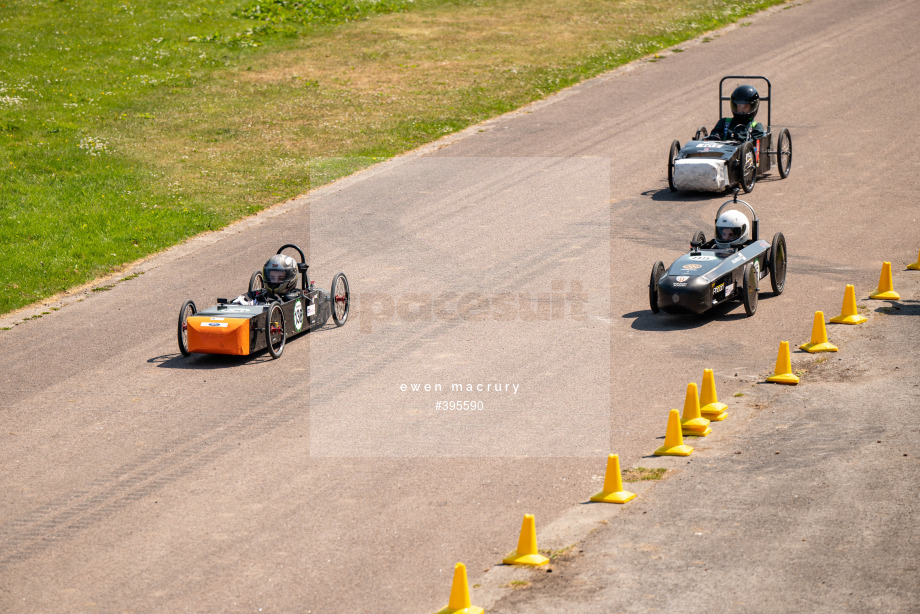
xmin=1 ymin=0 xmax=786 ymax=314
xmin=621 ymin=466 xmax=668 ymax=482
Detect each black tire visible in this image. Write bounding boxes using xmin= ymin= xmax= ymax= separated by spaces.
xmin=331 ymin=272 xmax=350 ymax=327
xmin=266 ymin=303 xmax=286 ymax=359
xmin=649 ymin=261 xmax=665 ymax=314
xmin=777 ymin=128 xmax=792 ymax=179
xmin=739 ymin=141 xmax=756 ymax=193
xmin=769 ymin=232 xmax=787 ymax=295
xmin=248 ymin=270 xmax=264 ymax=293
xmin=178 ymin=300 xmax=196 ymax=357
xmin=693 ymin=126 xmax=709 ymax=141
xmin=742 ymin=263 xmax=758 ymax=316
xmin=691 ymin=231 xmax=706 ymax=248
xmin=667 ymin=140 xmax=680 ymax=192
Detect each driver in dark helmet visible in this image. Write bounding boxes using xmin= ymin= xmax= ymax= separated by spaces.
xmin=231 ymin=254 xmax=300 ymax=305
xmin=710 ymin=85 xmax=766 ymax=141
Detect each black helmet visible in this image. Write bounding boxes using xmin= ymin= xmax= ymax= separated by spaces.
xmin=730 ymin=85 xmax=760 ymax=123
xmin=262 ymin=254 xmax=298 ymax=294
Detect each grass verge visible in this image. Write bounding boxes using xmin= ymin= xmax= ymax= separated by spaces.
xmin=1 ymin=0 xmax=786 ymax=315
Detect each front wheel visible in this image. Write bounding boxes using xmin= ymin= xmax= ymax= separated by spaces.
xmin=178 ymin=300 xmax=197 ymax=357
xmin=331 ymin=272 xmax=350 ymax=327
xmin=248 ymin=270 xmax=264 ymax=293
xmin=667 ymin=140 xmax=680 ymax=192
xmin=693 ymin=126 xmax=709 ymax=141
xmin=742 ymin=263 xmax=758 ymax=316
xmin=649 ymin=261 xmax=665 ymax=314
xmin=777 ymin=128 xmax=792 ymax=179
xmin=769 ymin=232 xmax=787 ymax=295
xmin=266 ymin=303 xmax=286 ymax=359
xmin=739 ymin=141 xmax=756 ymax=193
xmin=691 ymin=231 xmax=706 ymax=249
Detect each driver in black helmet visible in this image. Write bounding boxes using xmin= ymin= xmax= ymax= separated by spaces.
xmin=710 ymin=85 xmax=766 ymax=141
xmin=231 ymin=254 xmax=300 ymax=305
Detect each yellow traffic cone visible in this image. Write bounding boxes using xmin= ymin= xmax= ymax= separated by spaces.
xmin=766 ymin=341 xmax=799 ymax=385
xmin=654 ymin=409 xmax=693 ymax=456
xmin=907 ymin=250 xmax=920 ymax=271
xmin=699 ymin=369 xmax=727 ymax=421
xmin=502 ymin=515 xmax=549 ymax=566
xmin=434 ymin=563 xmax=484 ymax=614
xmin=829 ymin=285 xmax=867 ymax=325
xmin=869 ymin=261 xmax=900 ymax=300
xmin=590 ymin=454 xmax=636 ymax=504
xmin=680 ymin=382 xmax=711 ymax=437
xmin=800 ymin=311 xmax=838 ymax=353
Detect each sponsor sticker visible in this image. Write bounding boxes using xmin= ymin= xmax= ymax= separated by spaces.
xmin=730 ymin=254 xmax=746 ymax=264
xmin=293 ymin=300 xmax=304 ymax=331
xmin=725 ymin=283 xmax=734 ymax=295
xmin=682 ymin=263 xmax=703 ymax=270
xmin=209 ymin=317 xmax=225 ymax=321
xmin=689 ymin=255 xmax=716 ymax=261
xmin=223 ymin=308 xmax=251 ymax=313
xmin=307 ymin=304 xmax=316 ymax=317
xmin=676 ymin=276 xmax=689 ymax=282
xmin=673 ymin=283 xmax=687 ymax=287
xmin=713 ymin=283 xmax=725 ymax=294
xmin=202 ymin=322 xmax=228 ymax=328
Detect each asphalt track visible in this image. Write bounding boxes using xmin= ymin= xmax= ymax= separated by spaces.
xmin=1 ymin=0 xmax=919 ymax=611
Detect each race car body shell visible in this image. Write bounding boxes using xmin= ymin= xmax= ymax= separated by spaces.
xmin=187 ymin=308 xmax=258 ymax=355
xmin=656 ymin=240 xmax=770 ymax=314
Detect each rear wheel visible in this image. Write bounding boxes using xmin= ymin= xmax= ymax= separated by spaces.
xmin=178 ymin=300 xmax=196 ymax=357
xmin=331 ymin=273 xmax=350 ymax=327
xmin=739 ymin=141 xmax=756 ymax=193
xmin=769 ymin=232 xmax=787 ymax=294
xmin=667 ymin=140 xmax=680 ymax=192
xmin=649 ymin=261 xmax=665 ymax=313
xmin=248 ymin=270 xmax=264 ymax=293
xmin=777 ymin=128 xmax=792 ymax=178
xmin=742 ymin=263 xmax=758 ymax=316
xmin=266 ymin=303 xmax=286 ymax=359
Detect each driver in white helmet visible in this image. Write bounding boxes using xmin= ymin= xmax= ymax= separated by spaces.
xmin=714 ymin=209 xmax=750 ymax=249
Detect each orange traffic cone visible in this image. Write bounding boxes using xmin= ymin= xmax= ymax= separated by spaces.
xmin=800 ymin=311 xmax=838 ymax=353
xmin=766 ymin=341 xmax=799 ymax=385
xmin=680 ymin=382 xmax=711 ymax=437
xmin=869 ymin=261 xmax=900 ymax=300
xmin=590 ymin=454 xmax=636 ymax=504
xmin=654 ymin=409 xmax=693 ymax=456
xmin=907 ymin=250 xmax=920 ymax=271
xmin=699 ymin=369 xmax=728 ymax=421
xmin=502 ymin=515 xmax=549 ymax=566
xmin=829 ymin=285 xmax=867 ymax=325
xmin=434 ymin=563 xmax=484 ymax=614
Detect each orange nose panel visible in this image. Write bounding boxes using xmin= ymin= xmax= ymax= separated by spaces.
xmin=187 ymin=317 xmax=250 ymax=355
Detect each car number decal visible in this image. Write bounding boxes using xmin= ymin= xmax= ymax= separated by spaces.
xmin=713 ymin=283 xmax=724 ymax=293
xmin=689 ymin=255 xmax=716 ymax=261
xmin=294 ymin=299 xmax=304 ymax=331
xmin=676 ymin=276 xmax=689 ymax=282
xmin=682 ymin=263 xmax=702 ymax=270
xmin=696 ymin=143 xmax=723 ymax=149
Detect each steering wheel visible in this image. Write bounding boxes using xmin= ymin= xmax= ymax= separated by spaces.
xmin=731 ymin=123 xmax=751 ymax=142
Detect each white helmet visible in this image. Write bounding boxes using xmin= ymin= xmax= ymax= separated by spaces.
xmin=715 ymin=210 xmax=750 ymax=247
